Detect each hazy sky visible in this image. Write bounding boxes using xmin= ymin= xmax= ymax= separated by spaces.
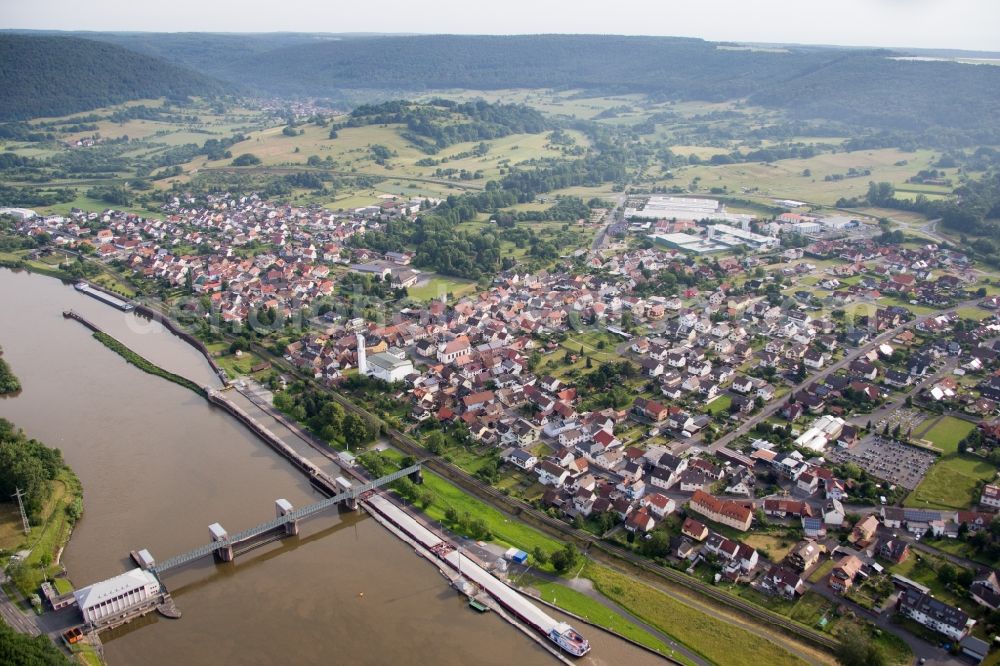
xmin=4 ymin=0 xmax=999 ymax=52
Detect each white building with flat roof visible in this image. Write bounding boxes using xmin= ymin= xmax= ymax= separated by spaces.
xmin=626 ymin=196 xmax=756 ymax=227
xmin=647 ymin=233 xmax=730 ymax=255
xmin=707 ymin=224 xmax=780 ymax=251
xmin=74 ymin=569 xmax=161 ymax=624
xmin=0 ymin=207 xmax=37 ymax=220
xmin=365 ymin=351 xmax=414 ymax=383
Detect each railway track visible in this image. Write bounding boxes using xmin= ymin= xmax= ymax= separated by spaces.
xmin=309 ymin=383 xmax=840 ymax=653
xmin=235 ymin=348 xmax=840 ymax=653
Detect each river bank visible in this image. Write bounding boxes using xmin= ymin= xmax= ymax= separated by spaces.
xmin=0 ymin=346 xmax=21 ymax=395
xmin=0 ymin=422 xmax=84 ymax=605
xmin=62 ymin=283 xmax=676 ymax=665
xmin=0 ymin=268 xmax=584 ymax=666
xmin=61 ymin=269 xmax=835 ymax=665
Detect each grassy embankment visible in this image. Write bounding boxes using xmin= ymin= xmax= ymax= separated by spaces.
xmin=0 ymin=468 xmax=82 ymax=599
xmin=0 ymin=250 xmax=72 ymax=281
xmin=92 ymin=331 xmax=203 ymax=395
xmin=584 ymin=563 xmax=812 ymax=666
xmin=528 ymin=578 xmax=689 ymax=663
xmin=376 ymin=452 xmax=814 ymax=665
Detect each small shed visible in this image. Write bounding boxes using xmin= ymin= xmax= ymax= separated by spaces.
xmin=504 ymin=547 xmax=528 ymax=564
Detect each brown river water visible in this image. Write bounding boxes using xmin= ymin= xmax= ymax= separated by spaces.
xmin=0 ymin=269 xmax=665 ymax=666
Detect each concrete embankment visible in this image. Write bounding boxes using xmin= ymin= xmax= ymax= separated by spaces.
xmin=202 ymin=388 xmax=341 ymax=497
xmin=131 ymin=303 xmax=226 ymax=383
xmin=63 ymin=309 xmax=341 ymax=497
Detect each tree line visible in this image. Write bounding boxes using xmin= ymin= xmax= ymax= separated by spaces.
xmin=340 ymin=98 xmax=549 ymax=154
xmin=0 ymin=418 xmax=64 ymax=520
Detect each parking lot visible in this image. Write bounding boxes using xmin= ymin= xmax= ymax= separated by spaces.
xmin=826 ymin=435 xmax=937 ymax=490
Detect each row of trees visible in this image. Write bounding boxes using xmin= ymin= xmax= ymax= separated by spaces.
xmin=0 ymin=621 xmax=70 ymax=666
xmin=272 ymin=387 xmax=376 ymax=450
xmin=839 ymin=177 xmax=1000 ymax=263
xmin=0 ymin=418 xmax=64 ymax=520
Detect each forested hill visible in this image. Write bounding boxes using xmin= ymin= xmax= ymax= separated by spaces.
xmin=218 ymin=34 xmax=822 ymax=97
xmin=4 ymin=32 xmax=1000 ymax=141
xmin=0 ymin=35 xmax=228 ymax=121
xmin=209 ymin=34 xmax=1000 ymax=138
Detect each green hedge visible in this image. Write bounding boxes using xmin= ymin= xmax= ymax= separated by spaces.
xmin=93 ymin=331 xmax=203 ymax=395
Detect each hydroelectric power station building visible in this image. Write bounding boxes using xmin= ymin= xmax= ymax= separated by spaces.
xmin=73 ymin=568 xmax=161 ymax=624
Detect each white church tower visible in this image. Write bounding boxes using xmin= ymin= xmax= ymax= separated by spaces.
xmin=356 ymin=333 xmax=368 ymax=375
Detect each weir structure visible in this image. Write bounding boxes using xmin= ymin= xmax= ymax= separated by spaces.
xmin=132 ymin=463 xmax=423 ymax=577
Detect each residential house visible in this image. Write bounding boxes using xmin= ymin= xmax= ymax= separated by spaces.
xmin=633 ymin=397 xmax=670 ymax=423
xmin=761 ymin=565 xmax=806 ymax=599
xmin=787 ymin=540 xmax=825 ymax=572
xmin=878 ymin=538 xmax=910 ymax=564
xmin=897 ymin=588 xmax=975 ymax=642
xmin=970 ymin=571 xmax=1000 ymax=611
xmin=641 ymin=493 xmax=676 ymax=519
xmin=981 ymin=484 xmax=1000 ymax=510
xmin=763 ymin=499 xmax=812 ymax=519
xmin=847 ymin=514 xmax=878 ymax=546
xmin=504 ymin=448 xmax=539 ymax=471
xmin=625 ymin=508 xmax=657 ymax=533
xmin=828 ymin=555 xmax=864 ymax=594
xmin=681 ymin=517 xmax=708 ymax=542
xmin=537 ymin=461 xmax=570 ymax=488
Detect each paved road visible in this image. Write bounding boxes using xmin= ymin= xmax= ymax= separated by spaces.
xmin=519 ymin=563 xmax=709 ymax=666
xmin=883 ymin=527 xmax=985 ymax=572
xmin=591 ymin=193 xmax=627 ymax=252
xmin=0 ymin=580 xmax=40 ymax=636
xmin=707 ymin=296 xmax=986 ymax=456
xmin=807 ymin=578 xmax=959 ymax=666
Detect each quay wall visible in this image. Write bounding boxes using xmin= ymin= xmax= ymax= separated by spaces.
xmin=203 ymin=389 xmax=339 ymax=497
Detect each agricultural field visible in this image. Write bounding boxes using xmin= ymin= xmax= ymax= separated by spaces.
xmin=196 ymin=121 xmax=590 ymax=197
xmin=426 ymin=89 xmax=654 ymax=122
xmin=664 ymin=148 xmax=957 ymax=207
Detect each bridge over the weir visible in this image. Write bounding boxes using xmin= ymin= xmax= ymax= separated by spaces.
xmin=132 ymin=463 xmax=423 ymax=576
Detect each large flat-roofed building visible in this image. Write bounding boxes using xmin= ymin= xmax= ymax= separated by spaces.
xmin=647 ymin=233 xmax=730 ymax=255
xmin=707 ymin=224 xmax=780 ymax=251
xmin=0 ymin=207 xmax=37 ymax=220
xmin=74 ymin=568 xmax=161 ymax=624
xmin=626 ymin=196 xmax=756 ymax=227
xmin=365 ymin=349 xmax=414 ymax=383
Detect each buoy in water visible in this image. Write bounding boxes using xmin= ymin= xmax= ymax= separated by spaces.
xmin=358 ymin=592 xmax=365 ymax=598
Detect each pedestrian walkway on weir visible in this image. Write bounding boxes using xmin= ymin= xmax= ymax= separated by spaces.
xmin=146 ymin=463 xmax=423 ymax=576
